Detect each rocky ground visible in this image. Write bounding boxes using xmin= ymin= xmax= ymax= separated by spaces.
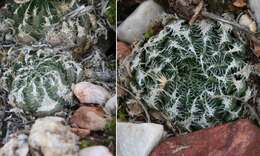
xmin=117 ymin=0 xmax=260 ymax=156
xmin=0 ymin=0 xmax=116 ymax=156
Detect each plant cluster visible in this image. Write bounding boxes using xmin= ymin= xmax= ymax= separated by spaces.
xmin=0 ymin=0 xmax=114 ymax=115
xmin=0 ymin=0 xmax=111 ymax=49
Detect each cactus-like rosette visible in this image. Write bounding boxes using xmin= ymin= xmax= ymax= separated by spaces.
xmin=130 ymin=20 xmax=252 ymax=131
xmin=12 ymin=0 xmax=64 ymax=38
xmin=3 ymin=49 xmax=82 ymax=115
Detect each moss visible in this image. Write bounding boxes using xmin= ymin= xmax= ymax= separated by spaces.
xmin=144 ymin=28 xmax=156 ymax=40
xmin=105 ymin=117 xmax=116 ymax=136
xmin=79 ymin=139 xmax=95 ymax=149
xmin=117 ymin=111 xmax=127 ymax=121
xmin=144 ymin=23 xmax=163 ymax=40
xmin=105 ymin=0 xmax=116 ymax=26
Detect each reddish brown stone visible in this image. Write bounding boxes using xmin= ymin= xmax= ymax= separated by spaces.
xmin=233 ymin=0 xmax=247 ymax=8
xmin=70 ymin=106 xmax=107 ymax=131
xmin=71 ymin=128 xmax=90 ymax=138
xmin=117 ymin=41 xmax=131 ymax=63
xmin=254 ymin=44 xmax=260 ymax=57
xmin=150 ymin=119 xmax=260 ymax=156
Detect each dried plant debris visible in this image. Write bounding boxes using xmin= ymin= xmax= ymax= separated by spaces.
xmin=120 ymin=19 xmax=253 ymax=132
xmin=205 ymin=0 xmax=232 ymax=13
xmin=167 ymin=0 xmax=201 ymax=20
xmin=0 ymin=19 xmax=16 ymax=46
xmin=82 ymin=47 xmax=116 ymax=89
xmin=0 ymin=0 xmax=116 ymax=151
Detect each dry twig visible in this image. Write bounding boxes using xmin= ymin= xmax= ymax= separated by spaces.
xmin=189 ymin=0 xmax=204 ymax=25
xmin=118 ymin=85 xmax=151 ymax=122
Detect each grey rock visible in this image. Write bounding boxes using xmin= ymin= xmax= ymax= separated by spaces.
xmin=249 ymin=0 xmax=260 ymax=30
xmin=0 ymin=134 xmax=29 ymax=156
xmin=117 ymin=122 xmax=164 ymax=156
xmin=117 ymin=0 xmax=164 ymax=44
xmin=105 ymin=95 xmax=116 ymax=115
xmin=29 ymin=117 xmax=79 ymax=156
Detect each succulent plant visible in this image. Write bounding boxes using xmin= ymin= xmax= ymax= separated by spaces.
xmin=1 ymin=48 xmax=83 ymax=115
xmin=11 ymin=0 xmax=72 ymax=39
xmin=128 ymin=20 xmax=252 ymax=131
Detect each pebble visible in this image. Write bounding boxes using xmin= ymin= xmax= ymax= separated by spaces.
xmin=117 ymin=122 xmax=164 ymax=156
xmin=105 ymin=95 xmax=117 ymax=115
xmin=233 ymin=0 xmax=247 ymax=7
xmin=0 ymin=134 xmax=29 ymax=156
xmin=150 ymin=119 xmax=260 ymax=156
xmin=79 ymin=146 xmax=113 ymax=156
xmin=254 ymin=44 xmax=260 ymax=57
xmin=70 ymin=106 xmax=107 ymax=131
xmin=249 ymin=0 xmax=260 ymax=30
xmin=117 ymin=41 xmax=131 ymax=63
xmin=238 ymin=13 xmax=257 ymax=32
xmin=117 ymin=0 xmax=164 ymax=44
xmin=73 ymin=82 xmax=111 ymax=105
xmin=29 ymin=117 xmax=79 ymax=156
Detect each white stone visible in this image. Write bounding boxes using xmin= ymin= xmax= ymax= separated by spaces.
xmin=117 ymin=122 xmax=164 ymax=156
xmin=249 ymin=0 xmax=260 ymax=30
xmin=73 ymin=82 xmax=111 ymax=105
xmin=117 ymin=0 xmax=164 ymax=44
xmin=105 ymin=95 xmax=117 ymax=114
xmin=79 ymin=146 xmax=113 ymax=156
xmin=0 ymin=134 xmax=29 ymax=156
xmin=29 ymin=117 xmax=79 ymax=156
xmin=239 ymin=14 xmax=257 ymax=32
